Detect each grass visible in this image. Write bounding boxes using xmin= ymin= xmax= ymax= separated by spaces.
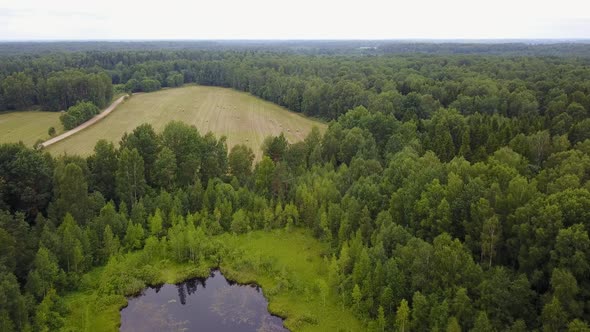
xmin=219 ymin=230 xmax=363 ymax=331
xmin=61 ymin=254 xmax=212 ymax=332
xmin=0 ymin=111 xmax=62 ymax=146
xmin=0 ymin=93 xmax=120 ymax=148
xmin=48 ymin=86 xmax=326 ymax=158
xmin=61 ymin=229 xmax=363 ymax=332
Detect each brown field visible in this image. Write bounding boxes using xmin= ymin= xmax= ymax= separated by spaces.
xmin=47 ymin=85 xmax=325 ymax=158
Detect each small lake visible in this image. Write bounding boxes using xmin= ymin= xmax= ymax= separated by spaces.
xmin=120 ymin=270 xmax=288 ymax=332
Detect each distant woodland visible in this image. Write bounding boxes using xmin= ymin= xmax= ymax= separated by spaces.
xmin=1 ymin=42 xmax=590 ymax=331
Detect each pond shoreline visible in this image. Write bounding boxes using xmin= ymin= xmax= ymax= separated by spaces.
xmin=119 ymin=267 xmax=289 ymax=332
xmin=61 ymin=230 xmax=363 ymax=332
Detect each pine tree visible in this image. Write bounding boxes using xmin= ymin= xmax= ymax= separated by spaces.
xmin=395 ymin=299 xmax=410 ymax=332
xmin=378 ymin=305 xmax=386 ymax=332
xmin=352 ymin=284 xmax=362 ymax=311
xmin=148 ymin=209 xmax=163 ymax=238
xmin=471 ymin=311 xmax=493 ymax=332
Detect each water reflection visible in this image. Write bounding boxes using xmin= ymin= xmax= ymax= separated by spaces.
xmin=120 ymin=270 xmax=287 ymax=332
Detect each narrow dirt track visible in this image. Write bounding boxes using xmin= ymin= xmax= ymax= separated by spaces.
xmin=41 ymin=95 xmax=127 ymax=148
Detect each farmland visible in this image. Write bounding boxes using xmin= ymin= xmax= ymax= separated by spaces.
xmin=47 ymin=86 xmax=325 ymax=158
xmin=0 ymin=111 xmax=62 ymax=146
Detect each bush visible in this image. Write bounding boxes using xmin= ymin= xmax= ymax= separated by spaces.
xmin=59 ymin=101 xmax=99 ymax=130
xmin=125 ymin=79 xmax=139 ymax=92
xmin=230 ymin=209 xmax=250 ymax=234
xmin=139 ymin=79 xmax=161 ymax=92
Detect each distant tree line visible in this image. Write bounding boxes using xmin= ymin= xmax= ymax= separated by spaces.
xmin=1 ymin=49 xmax=589 ymax=127
xmin=1 ymin=41 xmax=590 ymax=56
xmin=0 ymin=69 xmax=112 ymax=111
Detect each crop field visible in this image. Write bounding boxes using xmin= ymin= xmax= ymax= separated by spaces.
xmin=47 ymin=86 xmax=325 ymax=157
xmin=0 ymin=111 xmax=62 ymax=146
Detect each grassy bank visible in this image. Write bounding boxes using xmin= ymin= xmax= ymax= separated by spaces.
xmin=61 ymin=253 xmax=212 ymax=332
xmin=60 ymin=229 xmax=362 ymax=332
xmin=219 ymin=230 xmax=363 ymax=331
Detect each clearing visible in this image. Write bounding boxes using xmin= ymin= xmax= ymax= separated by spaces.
xmin=0 ymin=111 xmax=62 ymax=147
xmin=47 ymin=86 xmax=325 ymax=158
xmin=61 ymin=229 xmax=363 ymax=332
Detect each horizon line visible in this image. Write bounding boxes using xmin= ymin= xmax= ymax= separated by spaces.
xmin=1 ymin=38 xmax=590 ymax=43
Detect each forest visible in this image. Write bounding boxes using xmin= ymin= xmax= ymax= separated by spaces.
xmin=1 ymin=43 xmax=590 ymax=331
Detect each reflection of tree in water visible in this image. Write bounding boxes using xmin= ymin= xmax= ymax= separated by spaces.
xmin=185 ymin=278 xmax=205 ymax=296
xmin=177 ymin=284 xmax=186 ymax=305
xmin=177 ymin=278 xmax=206 ymax=305
xmin=122 ymin=273 xmax=286 ymax=332
xmin=120 ymin=297 xmax=188 ymax=332
xmin=211 ymin=286 xmax=257 ymax=327
xmin=210 ymin=285 xmax=285 ymax=331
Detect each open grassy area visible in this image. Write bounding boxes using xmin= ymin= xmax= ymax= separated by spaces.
xmin=61 ymin=229 xmax=362 ymax=332
xmin=61 ymin=254 xmax=212 ymax=332
xmin=219 ymin=230 xmax=363 ymax=331
xmin=48 ymin=86 xmax=325 ymax=158
xmin=0 ymin=111 xmax=62 ymax=146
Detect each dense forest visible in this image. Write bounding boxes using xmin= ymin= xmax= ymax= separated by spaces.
xmin=1 ymin=43 xmax=590 ymax=331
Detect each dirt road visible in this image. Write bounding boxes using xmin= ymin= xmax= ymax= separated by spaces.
xmin=41 ymin=95 xmax=127 ymax=148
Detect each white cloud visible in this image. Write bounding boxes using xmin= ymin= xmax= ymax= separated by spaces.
xmin=0 ymin=0 xmax=589 ymax=40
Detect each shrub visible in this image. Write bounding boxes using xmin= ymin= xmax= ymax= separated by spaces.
xmin=59 ymin=101 xmax=99 ymax=130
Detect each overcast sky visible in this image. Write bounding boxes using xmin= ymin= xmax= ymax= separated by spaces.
xmin=1 ymin=0 xmax=589 ymax=40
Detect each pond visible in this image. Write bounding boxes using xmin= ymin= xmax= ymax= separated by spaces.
xmin=120 ymin=270 xmax=288 ymax=332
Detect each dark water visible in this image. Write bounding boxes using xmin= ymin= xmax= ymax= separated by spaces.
xmin=120 ymin=270 xmax=288 ymax=332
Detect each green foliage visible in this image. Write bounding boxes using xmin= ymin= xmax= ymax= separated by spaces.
xmin=0 ymin=267 xmax=29 ymax=331
xmin=116 ymin=148 xmax=146 ymax=207
xmin=229 ymin=144 xmax=255 ymax=184
xmin=45 ymin=70 xmax=112 ymax=110
xmin=153 ymin=146 xmax=177 ymax=190
xmin=166 ymin=72 xmax=184 ymax=88
xmin=230 ymin=209 xmax=250 ymax=234
xmin=1 ymin=72 xmax=35 ymax=109
xmin=26 ymin=247 xmax=63 ymax=299
xmin=57 ymin=213 xmax=87 ymax=273
xmin=568 ymin=319 xmax=590 ymax=332
xmin=100 ymin=225 xmax=120 ymax=261
xmin=120 ymin=124 xmax=160 ymax=185
xmin=542 ymin=297 xmax=568 ymax=332
xmin=139 ymin=79 xmax=161 ymax=92
xmin=89 ymin=140 xmax=118 ymax=200
xmin=395 ymin=299 xmax=410 ymax=332
xmin=263 ymin=133 xmax=289 ymax=162
xmin=50 ymin=161 xmax=90 ymax=224
xmin=148 ymin=209 xmax=163 ymax=238
xmin=123 ymin=222 xmax=144 ymax=251
xmin=471 ymin=311 xmax=494 ymax=332
xmin=34 ymin=288 xmax=66 ymax=332
xmin=60 ymin=101 xmax=100 ymax=130
xmin=4 ymin=47 xmax=590 ymax=331
xmin=0 ymin=143 xmax=52 ymax=218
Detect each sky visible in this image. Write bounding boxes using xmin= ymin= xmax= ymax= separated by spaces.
xmin=0 ymin=0 xmax=589 ymax=40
